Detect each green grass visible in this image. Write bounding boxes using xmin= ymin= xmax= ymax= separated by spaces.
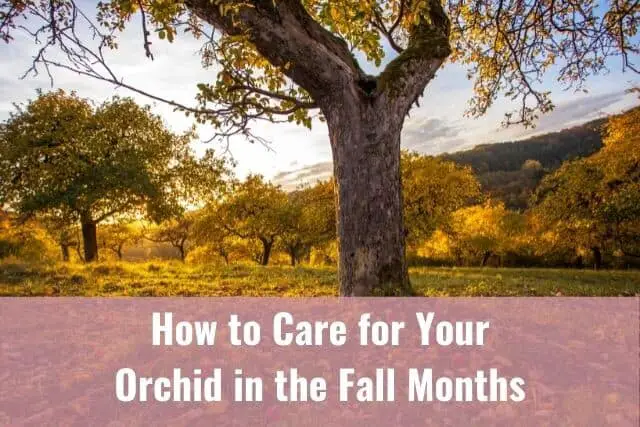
xmin=410 ymin=266 xmax=640 ymax=296
xmin=1 ymin=260 xmax=639 ymax=296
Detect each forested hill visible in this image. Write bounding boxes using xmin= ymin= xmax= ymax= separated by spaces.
xmin=443 ymin=118 xmax=606 ymax=173
xmin=441 ymin=116 xmax=609 ymax=210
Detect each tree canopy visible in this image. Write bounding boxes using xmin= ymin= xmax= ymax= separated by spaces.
xmin=402 ymin=151 xmax=480 ymax=246
xmin=0 ymin=90 xmax=229 ymax=260
xmin=532 ymin=107 xmax=640 ymax=267
xmin=217 ymin=175 xmax=290 ymax=265
xmin=1 ymin=0 xmax=637 ymax=129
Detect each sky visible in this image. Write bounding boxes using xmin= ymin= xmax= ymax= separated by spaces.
xmin=1 ymin=4 xmax=638 ymax=189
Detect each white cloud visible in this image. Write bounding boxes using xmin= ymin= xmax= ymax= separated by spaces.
xmin=1 ymin=7 xmax=638 ymax=186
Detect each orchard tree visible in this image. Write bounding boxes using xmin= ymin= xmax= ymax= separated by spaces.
xmin=0 ymin=212 xmax=56 ymax=261
xmin=448 ymin=201 xmax=525 ymax=266
xmin=219 ymin=175 xmax=289 ymax=266
xmin=100 ymin=222 xmax=141 ymax=260
xmin=40 ymin=213 xmax=81 ymax=261
xmin=0 ymin=90 xmax=228 ymax=261
xmin=280 ymin=180 xmax=336 ymax=266
xmin=600 ymin=107 xmax=640 ymax=259
xmin=532 ymin=107 xmax=640 ymax=268
xmin=192 ymin=203 xmax=234 ymax=264
xmin=401 ymin=151 xmax=480 ymax=248
xmin=146 ymin=214 xmax=197 ymax=261
xmin=533 ymin=160 xmax=608 ymax=268
xmin=3 ymin=0 xmax=638 ymax=294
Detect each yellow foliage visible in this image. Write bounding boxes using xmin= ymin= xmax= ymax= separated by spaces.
xmin=0 ymin=215 xmax=59 ymax=263
xmin=417 ymin=229 xmax=452 ymax=259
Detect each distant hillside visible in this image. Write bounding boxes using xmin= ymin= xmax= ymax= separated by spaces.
xmin=441 ymin=117 xmax=608 ymax=210
xmin=443 ymin=119 xmax=606 ymax=173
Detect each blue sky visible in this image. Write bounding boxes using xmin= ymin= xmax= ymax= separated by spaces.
xmin=0 ymin=6 xmax=637 ymax=189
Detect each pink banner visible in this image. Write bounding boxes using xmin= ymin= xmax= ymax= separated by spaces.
xmin=0 ymin=298 xmax=638 ymax=426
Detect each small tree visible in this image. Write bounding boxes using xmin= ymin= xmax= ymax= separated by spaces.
xmin=0 ymin=91 xmax=228 ymax=262
xmin=219 ymin=175 xmax=289 ymax=266
xmin=401 ymin=152 xmax=481 ymax=248
xmin=100 ymin=223 xmax=142 ymax=260
xmin=0 ymin=212 xmax=57 ymax=262
xmin=522 ymin=159 xmax=543 ymax=171
xmin=279 ymin=180 xmax=336 ymax=266
xmin=146 ymin=215 xmax=196 ymax=262
xmin=40 ymin=214 xmax=81 ymax=262
xmin=192 ymin=203 xmax=234 ymax=264
xmin=448 ymin=201 xmax=525 ymax=266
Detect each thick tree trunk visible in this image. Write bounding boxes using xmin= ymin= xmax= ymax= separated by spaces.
xmin=326 ymin=97 xmax=411 ymax=297
xmin=186 ymin=0 xmax=449 ymax=296
xmin=81 ymin=221 xmax=98 ymax=262
xmin=290 ymin=252 xmax=297 ymax=267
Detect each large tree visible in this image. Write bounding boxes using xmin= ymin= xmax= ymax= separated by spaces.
xmin=0 ymin=90 xmax=228 ymax=261
xmin=2 ymin=0 xmax=638 ymax=294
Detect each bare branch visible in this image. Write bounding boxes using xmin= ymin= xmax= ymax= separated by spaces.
xmin=448 ymin=0 xmax=640 ymax=126
xmin=137 ymin=0 xmax=154 ymax=60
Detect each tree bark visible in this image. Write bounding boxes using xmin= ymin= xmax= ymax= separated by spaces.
xmin=481 ymin=251 xmax=493 ymax=267
xmin=260 ymin=238 xmax=273 ymax=266
xmin=326 ymin=95 xmax=411 ymax=296
xmin=287 ymin=244 xmax=301 ymax=266
xmin=60 ymin=244 xmax=70 ymax=262
xmin=81 ymin=220 xmax=98 ymax=262
xmin=592 ymin=246 xmax=602 ymax=270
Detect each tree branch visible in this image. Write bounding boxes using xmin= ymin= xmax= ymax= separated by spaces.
xmin=137 ymin=0 xmax=154 ymax=60
xmin=184 ymin=0 xmax=365 ymax=101
xmin=378 ymin=0 xmax=452 ymax=115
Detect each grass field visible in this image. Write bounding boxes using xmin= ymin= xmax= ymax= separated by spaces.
xmin=1 ymin=260 xmax=640 ymax=296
